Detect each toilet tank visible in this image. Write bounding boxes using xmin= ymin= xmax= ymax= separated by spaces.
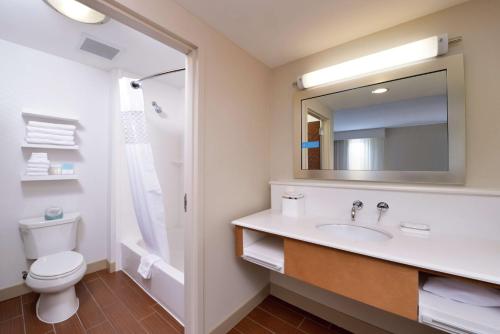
xmin=19 ymin=212 xmax=81 ymax=259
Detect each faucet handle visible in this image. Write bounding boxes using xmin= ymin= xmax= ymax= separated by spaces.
xmin=376 ymin=202 xmax=389 ymax=222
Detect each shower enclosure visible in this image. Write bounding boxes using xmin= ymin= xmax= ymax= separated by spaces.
xmin=110 ymin=70 xmax=186 ymax=323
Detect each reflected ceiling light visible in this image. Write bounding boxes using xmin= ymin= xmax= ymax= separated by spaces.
xmin=44 ymin=0 xmax=108 ymax=24
xmin=371 ymin=88 xmax=389 ymax=94
xmin=297 ymin=34 xmax=448 ymax=90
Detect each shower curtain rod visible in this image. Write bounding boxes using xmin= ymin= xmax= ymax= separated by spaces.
xmin=130 ymin=68 xmax=185 ymax=88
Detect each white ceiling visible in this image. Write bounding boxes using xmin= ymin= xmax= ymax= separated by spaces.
xmin=174 ymin=0 xmax=468 ymax=67
xmin=0 ymin=0 xmax=186 ymax=88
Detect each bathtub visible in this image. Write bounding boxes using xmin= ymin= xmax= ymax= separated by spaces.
xmin=120 ymin=237 xmax=184 ymax=324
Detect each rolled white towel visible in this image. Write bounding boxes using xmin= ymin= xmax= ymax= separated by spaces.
xmin=28 ymin=121 xmax=76 ymax=131
xmin=27 ymin=132 xmax=74 ymax=142
xmin=25 ymin=137 xmax=75 ymax=146
xmin=26 ymin=126 xmax=74 ymax=136
xmin=26 ymin=167 xmax=49 ymax=172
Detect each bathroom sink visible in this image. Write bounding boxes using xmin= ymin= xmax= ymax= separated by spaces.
xmin=316 ymin=223 xmax=392 ymax=242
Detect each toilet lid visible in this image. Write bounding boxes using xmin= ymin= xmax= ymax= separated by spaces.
xmin=30 ymin=251 xmax=84 ymax=279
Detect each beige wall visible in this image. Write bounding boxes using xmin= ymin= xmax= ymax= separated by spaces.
xmin=270 ymin=0 xmax=500 ymax=189
xmin=96 ymin=0 xmax=271 ymax=332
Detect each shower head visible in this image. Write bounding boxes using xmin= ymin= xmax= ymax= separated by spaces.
xmin=130 ymin=80 xmax=142 ymax=89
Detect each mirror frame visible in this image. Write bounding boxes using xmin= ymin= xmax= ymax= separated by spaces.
xmin=293 ymin=54 xmax=465 ymax=184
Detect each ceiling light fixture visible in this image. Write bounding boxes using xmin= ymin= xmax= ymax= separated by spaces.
xmin=44 ymin=0 xmax=108 ymax=24
xmin=371 ymin=88 xmax=389 ymax=94
xmin=297 ymin=34 xmax=448 ymax=90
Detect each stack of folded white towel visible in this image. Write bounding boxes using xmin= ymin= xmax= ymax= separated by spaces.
xmin=26 ymin=153 xmax=50 ymax=176
xmin=25 ymin=121 xmax=76 ymax=146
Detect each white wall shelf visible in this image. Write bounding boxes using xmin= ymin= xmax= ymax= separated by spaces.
xmin=22 ymin=109 xmax=79 ymax=123
xmin=21 ymin=143 xmax=79 ymax=150
xmin=21 ymin=174 xmax=79 ymax=182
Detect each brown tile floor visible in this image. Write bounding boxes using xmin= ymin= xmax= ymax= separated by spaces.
xmin=230 ymin=295 xmax=352 ymax=334
xmin=1 ymin=271 xmax=351 ymax=334
xmin=0 ymin=270 xmax=183 ymax=334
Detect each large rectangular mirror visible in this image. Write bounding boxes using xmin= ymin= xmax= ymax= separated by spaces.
xmin=294 ymin=54 xmax=465 ymax=184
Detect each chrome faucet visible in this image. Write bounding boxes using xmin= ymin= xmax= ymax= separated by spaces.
xmin=376 ymin=202 xmax=389 ymax=222
xmin=351 ymin=200 xmax=363 ymax=221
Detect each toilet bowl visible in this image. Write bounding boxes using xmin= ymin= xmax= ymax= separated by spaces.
xmin=25 ymin=251 xmax=86 ymax=323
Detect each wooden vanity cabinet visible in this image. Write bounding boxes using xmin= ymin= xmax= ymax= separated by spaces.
xmin=234 ymin=226 xmax=418 ymax=320
xmin=284 ymin=238 xmax=418 ymax=320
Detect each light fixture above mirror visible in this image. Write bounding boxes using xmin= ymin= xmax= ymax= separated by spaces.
xmin=44 ymin=0 xmax=108 ymax=24
xmin=296 ymin=35 xmax=449 ymax=90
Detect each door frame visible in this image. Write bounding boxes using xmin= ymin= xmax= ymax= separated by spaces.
xmin=80 ymin=1 xmax=204 ymax=333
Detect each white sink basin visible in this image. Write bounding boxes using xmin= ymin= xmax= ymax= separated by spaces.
xmin=316 ymin=223 xmax=393 ymax=242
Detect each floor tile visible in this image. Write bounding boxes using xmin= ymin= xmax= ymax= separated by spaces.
xmin=234 ymin=317 xmax=272 ymax=334
xmin=86 ymin=321 xmax=116 ymax=334
xmin=53 ymin=315 xmax=85 ymax=334
xmin=0 ymin=316 xmax=24 ymax=334
xmin=22 ymin=301 xmax=53 ymax=334
xmin=0 ymin=297 xmax=22 ymax=322
xmin=82 ymin=272 xmax=100 ymax=283
xmin=21 ymin=293 xmax=39 ymax=306
xmin=258 ymin=296 xmax=304 ymax=326
xmin=247 ymin=308 xmax=304 ymax=334
xmin=112 ymin=282 xmax=155 ymax=321
xmin=152 ymin=304 xmax=183 ymax=333
xmin=300 ymin=318 xmax=333 ymax=334
xmin=85 ymin=278 xmax=116 ymax=309
xmin=2 ymin=270 xmax=185 ymax=334
xmin=140 ymin=313 xmax=179 ymax=334
xmin=76 ymin=282 xmax=106 ymax=329
xmin=101 ymin=301 xmax=146 ymax=334
xmin=227 ymin=329 xmax=242 ymax=334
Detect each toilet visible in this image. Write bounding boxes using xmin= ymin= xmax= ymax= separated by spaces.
xmin=19 ymin=212 xmax=86 ymax=324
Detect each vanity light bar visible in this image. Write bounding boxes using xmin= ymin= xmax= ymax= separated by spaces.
xmin=297 ymin=34 xmax=449 ymax=90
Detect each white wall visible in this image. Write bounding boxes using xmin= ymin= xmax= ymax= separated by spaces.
xmin=0 ymin=39 xmax=110 ymax=289
xmin=97 ymin=0 xmax=272 ymax=331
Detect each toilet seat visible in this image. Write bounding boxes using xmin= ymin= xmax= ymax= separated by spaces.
xmin=30 ymin=251 xmax=84 ymax=280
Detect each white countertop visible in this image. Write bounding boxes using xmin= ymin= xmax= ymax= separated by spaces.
xmin=232 ymin=210 xmax=500 ymax=285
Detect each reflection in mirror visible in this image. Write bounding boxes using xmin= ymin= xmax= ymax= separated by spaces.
xmin=301 ymin=70 xmax=448 ymax=171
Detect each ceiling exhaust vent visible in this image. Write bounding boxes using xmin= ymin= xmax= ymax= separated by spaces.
xmin=80 ymin=37 xmax=120 ymax=60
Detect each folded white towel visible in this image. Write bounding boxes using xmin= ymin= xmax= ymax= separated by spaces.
xmin=26 ymin=167 xmax=49 ymax=172
xmin=26 ymin=171 xmax=49 ymax=176
xmin=30 ymin=152 xmax=48 ymax=158
xmin=28 ymin=121 xmax=76 ymax=131
xmin=25 ymin=138 xmax=75 ymax=146
xmin=423 ymin=277 xmax=500 ymax=307
xmin=26 ymin=126 xmax=74 ymax=136
xmin=137 ymin=254 xmax=162 ymax=279
xmin=27 ymin=132 xmax=74 ymax=142
xmin=27 ymin=162 xmax=50 ymax=167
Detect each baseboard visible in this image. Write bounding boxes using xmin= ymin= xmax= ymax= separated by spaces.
xmin=0 ymin=283 xmax=31 ymax=303
xmin=106 ymin=261 xmax=117 ymax=272
xmin=270 ymin=283 xmax=390 ymax=334
xmin=87 ymin=259 xmax=109 ymax=273
xmin=0 ymin=259 xmax=110 ymax=302
xmin=209 ymin=284 xmax=270 ymax=334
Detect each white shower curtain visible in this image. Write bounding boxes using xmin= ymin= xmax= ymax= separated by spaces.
xmin=118 ymin=77 xmax=170 ymax=262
